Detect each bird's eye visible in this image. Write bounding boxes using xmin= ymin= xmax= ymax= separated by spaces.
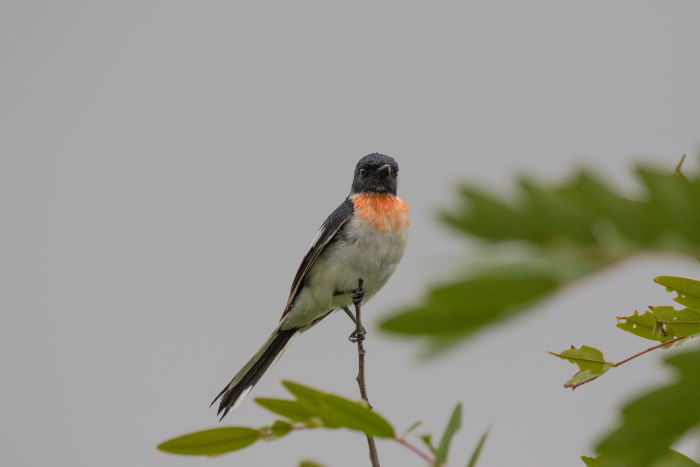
xmin=359 ymin=168 xmax=367 ymax=177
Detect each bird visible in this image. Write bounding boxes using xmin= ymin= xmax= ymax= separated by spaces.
xmin=211 ymin=153 xmax=409 ymax=420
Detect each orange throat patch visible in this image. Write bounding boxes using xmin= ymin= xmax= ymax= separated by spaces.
xmin=352 ymin=193 xmax=410 ymax=232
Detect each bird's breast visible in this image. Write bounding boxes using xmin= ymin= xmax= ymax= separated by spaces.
xmin=321 ymin=194 xmax=409 ymax=301
xmin=352 ymin=193 xmax=410 ymax=232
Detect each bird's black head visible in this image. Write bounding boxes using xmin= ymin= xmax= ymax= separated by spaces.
xmin=351 ymin=153 xmax=399 ymax=195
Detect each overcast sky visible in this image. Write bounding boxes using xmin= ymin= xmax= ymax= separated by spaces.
xmin=2 ymin=2 xmax=700 ymax=466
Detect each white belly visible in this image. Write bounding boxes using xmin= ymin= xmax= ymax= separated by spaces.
xmin=281 ymin=216 xmax=407 ymax=329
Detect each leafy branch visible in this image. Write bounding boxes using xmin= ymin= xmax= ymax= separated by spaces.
xmin=380 ymin=158 xmax=700 ymax=356
xmin=159 ymin=278 xmax=488 ymax=466
xmin=157 ymin=380 xmax=488 ymax=466
xmin=550 ymin=275 xmax=700 ymax=388
xmin=547 ymin=274 xmax=700 ymax=466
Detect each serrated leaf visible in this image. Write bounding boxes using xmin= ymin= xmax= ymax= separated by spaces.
xmin=572 ymin=171 xmax=658 ymax=243
xmin=157 ymin=427 xmax=260 ymax=456
xmin=254 ymin=398 xmax=316 ymax=422
xmin=379 ymin=163 xmax=700 ymax=356
xmin=466 ymin=428 xmax=489 ymax=467
xmin=518 ymin=177 xmax=598 ymax=244
xmin=549 ymin=346 xmax=613 ymax=389
xmin=321 ymin=394 xmax=395 ymax=438
xmin=436 ymin=403 xmax=462 ymax=464
xmin=563 ymin=369 xmax=605 ymax=388
xmin=654 ymin=275 xmax=700 ymax=296
xmin=651 ymin=306 xmax=700 ymax=338
xmin=616 ymin=311 xmax=666 ymax=341
xmin=441 ymin=186 xmax=546 ymax=243
xmin=637 ymin=167 xmax=700 ymax=244
xmin=550 ymin=345 xmax=612 ymax=373
xmin=672 ymin=294 xmax=700 ymax=311
xmin=380 ymin=274 xmax=559 ymax=336
xmin=655 ymin=276 xmax=700 ymax=311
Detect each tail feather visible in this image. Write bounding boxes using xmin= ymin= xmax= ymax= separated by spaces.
xmin=211 ymin=326 xmax=297 ymax=420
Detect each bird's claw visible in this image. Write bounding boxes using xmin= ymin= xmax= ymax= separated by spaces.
xmin=348 ymin=327 xmax=366 ymax=343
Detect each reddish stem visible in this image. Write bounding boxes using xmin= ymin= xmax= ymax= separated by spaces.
xmin=394 ymin=437 xmax=436 ymax=464
xmin=612 ymin=337 xmax=683 ymax=367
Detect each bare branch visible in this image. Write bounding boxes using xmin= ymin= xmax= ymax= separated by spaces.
xmin=351 ymin=278 xmax=380 ymax=467
xmin=612 ymin=337 xmax=683 ymax=367
xmin=348 ymin=277 xmax=436 ymax=466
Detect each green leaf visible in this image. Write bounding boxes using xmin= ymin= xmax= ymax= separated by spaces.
xmin=282 ymin=380 xmax=326 ymax=407
xmin=637 ymin=167 xmax=700 ymax=244
xmin=380 ymin=274 xmax=560 ymax=336
xmin=593 ymin=347 xmax=700 ymax=466
xmin=571 ymin=171 xmax=658 ymax=243
xmin=436 ymin=403 xmax=462 ymax=464
xmin=616 ymin=311 xmax=666 ymax=341
xmin=401 ymin=420 xmax=423 ymax=438
xmin=561 ymin=369 xmax=604 ymax=389
xmin=550 ymin=345 xmax=611 ymax=373
xmin=380 ymin=162 xmax=700 ymax=355
xmin=616 ymin=290 xmax=700 ymax=343
xmin=321 ymin=394 xmax=395 ymax=438
xmin=280 ymin=381 xmax=394 ymax=436
xmin=581 ymin=456 xmax=601 ymax=466
xmin=440 ymin=186 xmax=546 ymax=243
xmin=549 ymin=346 xmax=613 ymax=389
xmin=651 ymin=450 xmax=700 ymax=467
xmin=420 ymin=334 xmax=470 ymax=359
xmin=674 ymin=293 xmax=700 ymax=312
xmin=254 ymin=398 xmax=316 ymax=423
xmin=466 ymin=429 xmax=489 ymax=467
xmin=269 ymin=420 xmax=292 ymax=438
xmin=655 ymin=276 xmax=700 ymax=310
xmin=157 ymin=427 xmax=260 ymax=456
xmin=420 ymin=434 xmax=438 ymax=455
xmin=582 ymin=450 xmax=700 ymax=467
xmin=281 ymin=381 xmax=340 ymax=428
xmin=299 ymin=461 xmax=327 ymax=467
xmin=650 ymin=306 xmax=700 ymax=337
xmin=518 ymin=176 xmax=598 ymax=244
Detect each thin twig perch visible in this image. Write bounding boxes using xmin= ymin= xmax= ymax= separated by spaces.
xmin=343 ymin=278 xmax=434 ymax=466
xmin=351 ymin=278 xmax=380 ymax=467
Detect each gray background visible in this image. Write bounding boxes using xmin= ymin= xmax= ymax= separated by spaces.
xmin=2 ymin=1 xmax=700 ymax=466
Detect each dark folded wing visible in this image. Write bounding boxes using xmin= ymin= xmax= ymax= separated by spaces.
xmin=281 ymin=197 xmax=354 ymax=318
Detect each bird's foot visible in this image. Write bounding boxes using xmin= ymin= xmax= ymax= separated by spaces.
xmin=348 ymin=326 xmax=366 ymax=343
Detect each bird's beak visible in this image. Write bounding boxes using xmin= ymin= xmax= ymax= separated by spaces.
xmin=378 ymin=164 xmax=392 ymax=176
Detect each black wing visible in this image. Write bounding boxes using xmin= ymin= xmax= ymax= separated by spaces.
xmin=281 ymin=197 xmax=354 ymax=318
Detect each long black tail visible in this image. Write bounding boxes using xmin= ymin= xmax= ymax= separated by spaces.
xmin=211 ymin=326 xmax=297 ymax=420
